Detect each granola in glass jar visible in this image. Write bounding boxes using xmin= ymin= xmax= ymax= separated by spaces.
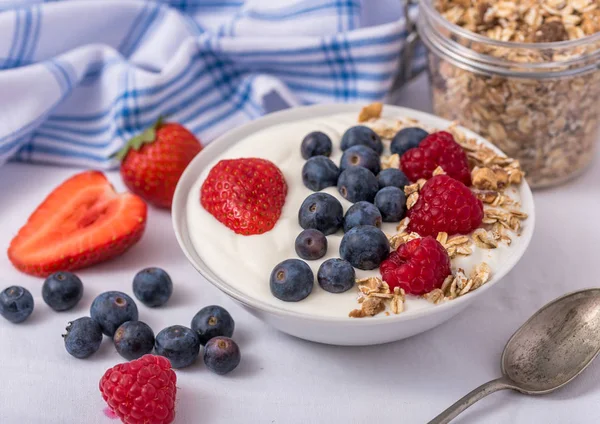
xmin=419 ymin=0 xmax=600 ymax=187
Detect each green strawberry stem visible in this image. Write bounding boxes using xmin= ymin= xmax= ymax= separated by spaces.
xmin=114 ymin=117 xmax=165 ymax=161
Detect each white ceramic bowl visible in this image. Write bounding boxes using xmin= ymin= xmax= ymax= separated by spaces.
xmin=172 ymin=104 xmax=535 ymax=346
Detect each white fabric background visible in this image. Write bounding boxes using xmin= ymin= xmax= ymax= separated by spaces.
xmin=1 ymin=75 xmax=600 ymax=423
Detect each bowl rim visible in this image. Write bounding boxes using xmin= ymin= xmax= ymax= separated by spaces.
xmin=172 ymin=103 xmax=536 ymax=325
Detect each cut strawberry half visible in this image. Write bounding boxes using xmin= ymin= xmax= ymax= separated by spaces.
xmin=8 ymin=171 xmax=147 ymax=277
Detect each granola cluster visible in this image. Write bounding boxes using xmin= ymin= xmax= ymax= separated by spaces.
xmin=428 ymin=0 xmax=600 ymax=187
xmin=349 ymin=106 xmax=528 ymax=317
xmin=349 ymin=277 xmax=406 ymax=318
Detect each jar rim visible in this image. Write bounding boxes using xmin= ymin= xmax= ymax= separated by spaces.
xmin=419 ymin=0 xmax=600 ymax=50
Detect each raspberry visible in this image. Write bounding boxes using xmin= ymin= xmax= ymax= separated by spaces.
xmin=408 ymin=175 xmax=483 ymax=237
xmin=99 ymin=354 xmax=177 ymax=424
xmin=401 ymin=131 xmax=472 ymax=185
xmin=380 ymin=237 xmax=451 ymax=295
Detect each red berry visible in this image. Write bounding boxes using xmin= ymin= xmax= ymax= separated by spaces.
xmin=118 ymin=119 xmax=203 ymax=209
xmin=201 ymin=158 xmax=288 ymax=235
xmin=401 ymin=131 xmax=471 ymax=185
xmin=380 ymin=237 xmax=451 ymax=295
xmin=408 ymin=175 xmax=484 ymax=237
xmin=8 ymin=171 xmax=147 ymax=277
xmin=99 ymin=354 xmax=177 ymax=424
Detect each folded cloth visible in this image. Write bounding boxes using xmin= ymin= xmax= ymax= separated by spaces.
xmin=0 ymin=0 xmax=423 ymax=169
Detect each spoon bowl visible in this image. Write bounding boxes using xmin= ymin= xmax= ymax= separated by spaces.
xmin=502 ymin=289 xmax=600 ymax=394
xmin=429 ymin=289 xmax=600 ymax=423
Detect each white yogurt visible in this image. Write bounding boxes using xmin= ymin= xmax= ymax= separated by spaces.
xmin=186 ymin=113 xmax=517 ymax=318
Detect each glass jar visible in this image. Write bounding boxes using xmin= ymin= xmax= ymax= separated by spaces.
xmin=417 ymin=0 xmax=600 ymax=188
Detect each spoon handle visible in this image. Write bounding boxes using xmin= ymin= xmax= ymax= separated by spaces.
xmin=428 ymin=376 xmax=515 ymax=424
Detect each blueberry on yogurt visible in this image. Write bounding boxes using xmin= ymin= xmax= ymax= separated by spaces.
xmin=298 ymin=193 xmax=343 ymax=236
xmin=340 ymin=145 xmax=381 ymax=175
xmin=343 ymin=201 xmax=382 ymax=232
xmin=340 ymin=225 xmax=390 ymax=270
xmin=341 ymin=126 xmax=383 ymax=154
xmin=301 ymin=131 xmax=332 ymax=159
xmin=270 ymin=259 xmax=314 ymax=302
xmin=302 ymin=156 xmax=340 ymax=192
xmin=337 ymin=167 xmax=379 ymax=203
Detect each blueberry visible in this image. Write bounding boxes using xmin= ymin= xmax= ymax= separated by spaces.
xmin=340 ymin=145 xmax=381 ymax=175
xmin=337 ymin=167 xmax=379 ymax=203
xmin=90 ymin=291 xmax=138 ymax=337
xmin=302 ymin=156 xmax=340 ymax=191
xmin=132 ymin=267 xmax=173 ymax=308
xmin=339 ymin=225 xmax=390 ymax=270
xmin=343 ymin=201 xmax=382 ymax=232
xmin=191 ymin=305 xmax=235 ymax=345
xmin=270 ymin=259 xmax=314 ymax=302
xmin=0 ymin=286 xmax=34 ymax=323
xmin=377 ymin=168 xmax=410 ymax=190
xmin=375 ymin=187 xmax=407 ymax=222
xmin=317 ymin=259 xmax=356 ymax=294
xmin=203 ymin=336 xmax=241 ymax=375
xmin=341 ymin=126 xmax=383 ymax=154
xmin=114 ymin=321 xmax=155 ymax=361
xmin=301 ymin=131 xmax=332 ymax=159
xmin=298 ymin=193 xmax=343 ymax=236
xmin=391 ymin=127 xmax=429 ymax=156
xmin=155 ymin=325 xmax=201 ymax=369
xmin=295 ymin=229 xmax=327 ymax=260
xmin=42 ymin=272 xmax=83 ymax=312
xmin=63 ymin=317 xmax=103 ymax=359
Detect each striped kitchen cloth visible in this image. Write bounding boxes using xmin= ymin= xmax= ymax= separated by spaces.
xmin=0 ymin=0 xmax=425 ymax=169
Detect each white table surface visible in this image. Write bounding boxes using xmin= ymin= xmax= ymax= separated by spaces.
xmin=1 ymin=74 xmax=600 ymax=424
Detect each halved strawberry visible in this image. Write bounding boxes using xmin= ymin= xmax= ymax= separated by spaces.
xmin=200 ymin=158 xmax=287 ymax=235
xmin=8 ymin=171 xmax=147 ymax=277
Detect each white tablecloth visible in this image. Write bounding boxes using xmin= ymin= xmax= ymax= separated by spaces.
xmin=1 ymin=75 xmax=600 ymax=424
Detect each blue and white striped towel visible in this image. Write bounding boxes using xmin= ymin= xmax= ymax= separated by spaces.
xmin=0 ymin=0 xmax=424 ymax=169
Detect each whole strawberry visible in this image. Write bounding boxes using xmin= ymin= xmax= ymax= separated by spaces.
xmin=201 ymin=158 xmax=288 ymax=235
xmin=117 ymin=118 xmax=202 ymax=209
xmin=408 ymin=175 xmax=483 ymax=237
xmin=99 ymin=354 xmax=177 ymax=424
xmin=380 ymin=237 xmax=451 ymax=295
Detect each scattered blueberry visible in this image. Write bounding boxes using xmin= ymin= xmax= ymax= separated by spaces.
xmin=301 ymin=131 xmax=332 ymax=159
xmin=302 ymin=156 xmax=340 ymax=191
xmin=203 ymin=336 xmax=241 ymax=375
xmin=90 ymin=291 xmax=138 ymax=337
xmin=132 ymin=267 xmax=173 ymax=308
xmin=337 ymin=167 xmax=379 ymax=203
xmin=114 ymin=321 xmax=155 ymax=361
xmin=0 ymin=286 xmax=34 ymax=323
xmin=295 ymin=229 xmax=328 ymax=260
xmin=155 ymin=325 xmax=201 ymax=369
xmin=341 ymin=126 xmax=383 ymax=154
xmin=375 ymin=187 xmax=407 ymax=222
xmin=343 ymin=201 xmax=382 ymax=232
xmin=391 ymin=127 xmax=429 ymax=156
xmin=63 ymin=317 xmax=103 ymax=359
xmin=298 ymin=192 xmax=343 ymax=236
xmin=317 ymin=259 xmax=356 ymax=294
xmin=340 ymin=225 xmax=390 ymax=270
xmin=340 ymin=145 xmax=381 ymax=175
xmin=191 ymin=305 xmax=235 ymax=345
xmin=270 ymin=259 xmax=314 ymax=302
xmin=377 ymin=168 xmax=410 ymax=190
xmin=42 ymin=271 xmax=84 ymax=312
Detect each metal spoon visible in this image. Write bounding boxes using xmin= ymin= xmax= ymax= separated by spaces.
xmin=429 ymin=289 xmax=600 ymax=424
